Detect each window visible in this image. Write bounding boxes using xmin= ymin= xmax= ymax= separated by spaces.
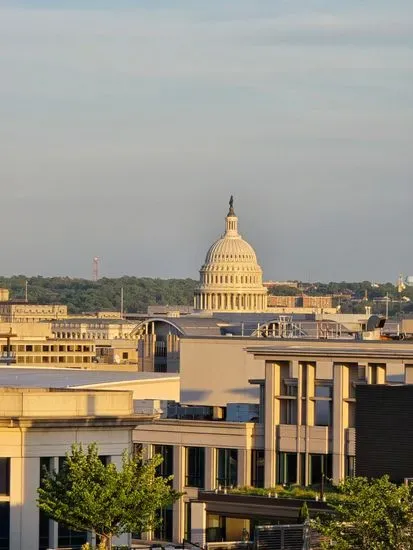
xmin=277 ymin=452 xmax=297 ymax=485
xmin=0 ymin=459 xmax=10 ymax=496
xmin=154 ymin=506 xmax=173 ymax=541
xmin=154 ymin=445 xmax=173 ymax=478
xmin=0 ymin=503 xmax=10 ymax=550
xmin=217 ymin=449 xmax=237 ymax=487
xmin=281 ymin=399 xmax=297 ymax=424
xmin=315 ymin=385 xmax=333 ymax=426
xmin=185 ymin=447 xmax=205 ymax=488
xmin=184 ymin=502 xmax=192 ymax=541
xmin=309 ymin=454 xmax=332 ymax=485
xmin=251 ymin=450 xmax=265 ymax=488
xmin=346 ymin=456 xmax=356 ymax=478
xmin=39 ymin=458 xmax=53 ymax=550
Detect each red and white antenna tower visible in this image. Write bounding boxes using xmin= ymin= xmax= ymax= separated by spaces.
xmin=92 ymin=257 xmax=100 ymax=282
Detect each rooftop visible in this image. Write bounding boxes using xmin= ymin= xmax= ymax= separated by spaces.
xmin=0 ymin=367 xmax=178 ymax=389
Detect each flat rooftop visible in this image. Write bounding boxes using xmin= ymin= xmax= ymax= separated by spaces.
xmin=0 ymin=367 xmax=178 ymax=389
xmin=246 ymin=342 xmax=413 ymax=360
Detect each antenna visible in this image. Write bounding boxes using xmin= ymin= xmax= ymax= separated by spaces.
xmin=92 ymin=257 xmax=100 ymax=282
xmin=25 ymin=280 xmax=28 ymax=303
xmin=120 ymin=287 xmax=124 ymax=318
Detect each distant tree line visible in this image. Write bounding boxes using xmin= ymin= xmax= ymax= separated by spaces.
xmin=0 ymin=276 xmax=198 ymax=314
xmin=1 ymin=275 xmax=412 ymax=316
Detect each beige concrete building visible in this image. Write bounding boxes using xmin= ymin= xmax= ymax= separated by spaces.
xmin=133 ymin=339 xmax=413 ymax=546
xmin=0 ymin=302 xmax=67 ymax=322
xmin=0 ymin=386 xmax=155 ymax=550
xmin=194 ymin=198 xmax=268 ymax=312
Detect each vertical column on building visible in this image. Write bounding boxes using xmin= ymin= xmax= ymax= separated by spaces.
xmin=205 ymin=447 xmax=216 ymax=491
xmin=49 ymin=457 xmax=59 ymax=549
xmin=21 ymin=456 xmax=41 ymax=550
xmin=237 ymin=448 xmax=251 ymax=487
xmin=264 ymin=361 xmax=280 ymax=488
xmin=304 ymin=363 xmax=315 ymax=485
xmin=173 ymin=446 xmax=185 ymax=543
xmin=295 ymin=361 xmax=303 ymax=485
xmin=332 ymin=363 xmax=348 ymax=484
xmin=9 ymin=455 xmax=23 ymax=550
xmin=190 ymin=502 xmax=206 ymax=547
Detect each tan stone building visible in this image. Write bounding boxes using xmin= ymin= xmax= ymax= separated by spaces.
xmin=134 ymin=338 xmax=413 ymax=545
xmin=194 ymin=198 xmax=268 ymax=312
xmin=0 ymin=302 xmax=67 ymax=323
xmin=0 ymin=385 xmax=155 ymax=550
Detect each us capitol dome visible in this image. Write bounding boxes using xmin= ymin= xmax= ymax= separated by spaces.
xmin=194 ymin=197 xmax=268 ymax=312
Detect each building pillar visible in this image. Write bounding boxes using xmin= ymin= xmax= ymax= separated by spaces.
xmin=21 ymin=456 xmax=41 ymax=550
xmin=9 ymin=456 xmax=23 ymax=550
xmin=305 ymin=363 xmax=315 ymax=485
xmin=264 ymin=362 xmax=278 ymax=488
xmin=49 ymin=457 xmax=59 ymax=549
xmin=237 ymin=449 xmax=251 ymax=487
xmin=332 ymin=363 xmax=346 ymax=484
xmin=173 ymin=446 xmax=185 ymax=543
xmin=190 ymin=502 xmax=207 ymax=547
xmin=205 ymin=447 xmax=216 ymax=491
xmin=296 ymin=361 xmax=303 ymax=484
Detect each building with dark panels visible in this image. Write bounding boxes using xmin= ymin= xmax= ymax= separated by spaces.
xmin=356 ymin=384 xmax=413 ymax=482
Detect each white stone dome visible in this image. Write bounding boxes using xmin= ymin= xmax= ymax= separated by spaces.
xmin=194 ymin=197 xmax=267 ymax=312
xmin=205 ymin=235 xmax=257 ymax=265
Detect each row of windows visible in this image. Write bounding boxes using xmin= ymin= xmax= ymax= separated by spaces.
xmin=1 ymin=344 xmax=93 ymax=353
xmin=153 ymin=447 xmax=355 ymax=491
xmin=203 ymin=274 xmax=259 ymax=285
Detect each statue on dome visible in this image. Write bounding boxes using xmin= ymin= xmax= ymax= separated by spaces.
xmin=228 ymin=195 xmax=235 ymax=215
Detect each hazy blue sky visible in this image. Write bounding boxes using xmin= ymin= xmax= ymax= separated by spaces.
xmin=1 ymin=0 xmax=412 ymax=282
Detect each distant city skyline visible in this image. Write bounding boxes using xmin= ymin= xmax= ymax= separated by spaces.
xmin=1 ymin=0 xmax=412 ymax=282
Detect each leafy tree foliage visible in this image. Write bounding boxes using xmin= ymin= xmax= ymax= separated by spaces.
xmin=314 ymin=476 xmax=413 ymax=550
xmin=0 ymin=275 xmax=197 ymax=314
xmin=37 ymin=443 xmax=180 ymax=549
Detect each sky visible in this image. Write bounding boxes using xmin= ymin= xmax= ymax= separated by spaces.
xmin=0 ymin=0 xmax=412 ymax=282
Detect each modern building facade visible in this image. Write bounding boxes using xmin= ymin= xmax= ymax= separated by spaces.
xmin=133 ymin=339 xmax=413 ymax=546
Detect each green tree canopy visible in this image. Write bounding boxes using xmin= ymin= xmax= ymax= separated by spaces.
xmin=37 ymin=443 xmax=181 ymax=549
xmin=314 ymin=475 xmax=413 ymax=550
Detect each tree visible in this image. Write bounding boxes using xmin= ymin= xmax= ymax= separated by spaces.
xmin=313 ymin=475 xmax=413 ymax=549
xmin=298 ymin=501 xmax=309 ymax=524
xmin=37 ymin=443 xmax=181 ymax=550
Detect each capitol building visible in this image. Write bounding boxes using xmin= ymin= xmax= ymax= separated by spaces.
xmin=194 ymin=198 xmax=268 ymax=312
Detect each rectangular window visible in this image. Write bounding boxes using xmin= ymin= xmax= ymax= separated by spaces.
xmin=39 ymin=461 xmax=52 ymax=550
xmin=154 ymin=505 xmax=173 ymax=541
xmin=184 ymin=502 xmax=192 ymax=542
xmin=309 ymin=454 xmax=332 ymax=486
xmin=314 ymin=385 xmax=333 ymax=426
xmin=251 ymin=450 xmax=265 ymax=488
xmin=185 ymin=447 xmax=205 ymax=488
xmin=280 ymin=399 xmax=297 ymax=424
xmin=217 ymin=449 xmax=237 ymax=487
xmin=345 ymin=456 xmax=356 ymax=478
xmin=277 ymin=452 xmax=297 ymax=485
xmin=0 ymin=459 xmax=10 ymax=496
xmin=0 ymin=502 xmax=10 ymax=550
xmin=154 ymin=445 xmax=174 ymax=478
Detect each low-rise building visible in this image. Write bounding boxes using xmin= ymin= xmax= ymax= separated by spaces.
xmin=0 ymin=385 xmax=155 ymax=550
xmin=0 ymin=302 xmax=67 ymax=322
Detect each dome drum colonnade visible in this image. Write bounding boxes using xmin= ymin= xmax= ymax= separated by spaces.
xmin=194 ymin=197 xmax=268 ymax=312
